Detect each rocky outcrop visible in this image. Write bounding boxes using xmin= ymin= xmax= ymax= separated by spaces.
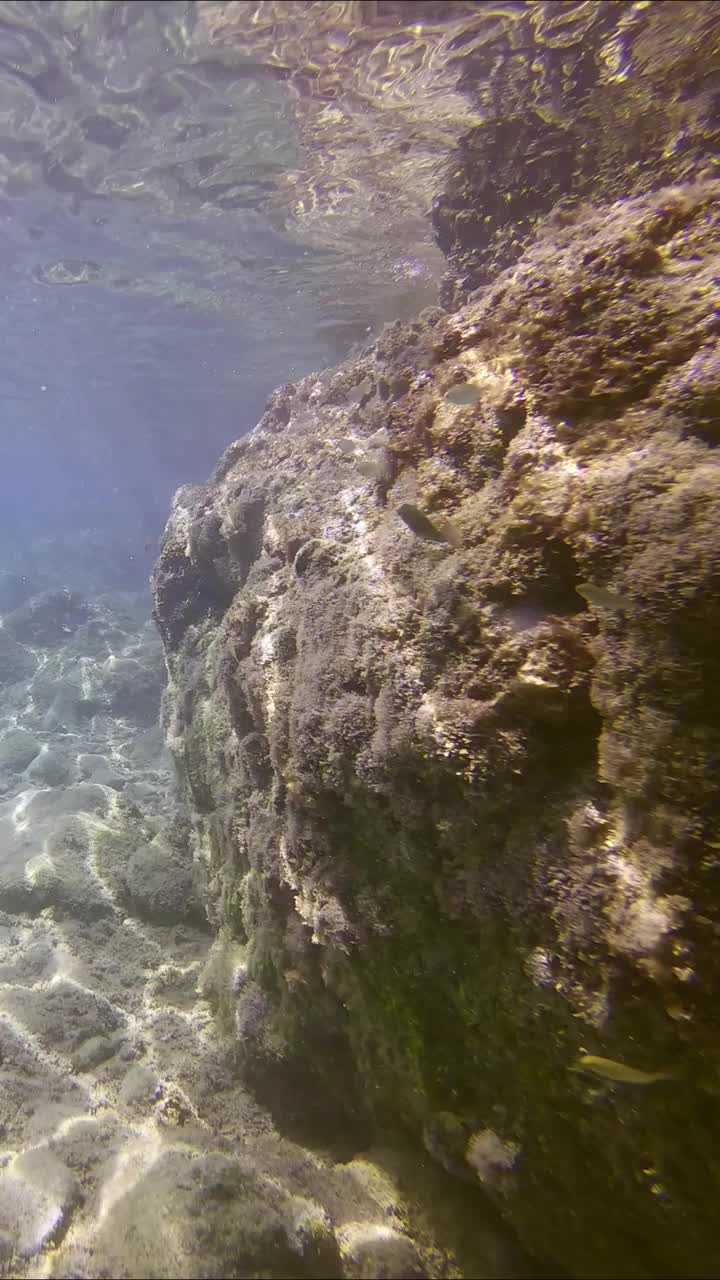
xmin=153 ymin=179 xmax=720 ymax=1278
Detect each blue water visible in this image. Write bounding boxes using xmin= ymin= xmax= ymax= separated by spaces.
xmin=0 ymin=0 xmax=440 ymax=556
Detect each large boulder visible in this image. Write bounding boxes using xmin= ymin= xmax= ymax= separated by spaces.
xmin=153 ymin=181 xmax=720 ymax=1278
xmin=121 ymin=834 xmax=203 ymax=925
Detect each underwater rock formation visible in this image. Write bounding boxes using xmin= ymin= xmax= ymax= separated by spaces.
xmin=154 ymin=178 xmax=720 ymax=1278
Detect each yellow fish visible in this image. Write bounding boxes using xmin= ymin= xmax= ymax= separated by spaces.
xmin=571 ymin=1054 xmax=672 ymax=1085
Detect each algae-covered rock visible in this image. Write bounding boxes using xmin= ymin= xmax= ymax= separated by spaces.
xmin=122 ymin=834 xmax=202 ymax=925
xmin=154 ymin=180 xmax=720 ymax=1278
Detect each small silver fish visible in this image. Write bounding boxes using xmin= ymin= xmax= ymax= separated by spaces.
xmin=445 ymin=381 xmax=483 ymax=407
xmin=576 ymin=582 xmax=631 ymax=612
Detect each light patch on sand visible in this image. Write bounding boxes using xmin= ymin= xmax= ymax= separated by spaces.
xmin=85 ymin=843 xmax=122 ymax=907
xmin=12 ymin=790 xmax=37 ymax=832
xmin=79 ymin=656 xmax=97 ymax=700
xmin=0 ymin=1165 xmax=64 ymax=1258
xmin=57 ymin=1113 xmax=105 ymax=1141
xmin=96 ymin=1126 xmax=164 ymax=1225
xmin=69 ymin=799 xmax=127 ymax=905
xmin=48 ymin=935 xmax=81 ymax=985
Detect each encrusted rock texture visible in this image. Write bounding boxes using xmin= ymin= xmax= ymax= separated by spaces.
xmin=153 ymin=180 xmax=720 ymax=1280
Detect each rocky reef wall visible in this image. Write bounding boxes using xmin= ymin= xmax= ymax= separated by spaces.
xmin=153 ymin=179 xmax=720 ymax=1277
